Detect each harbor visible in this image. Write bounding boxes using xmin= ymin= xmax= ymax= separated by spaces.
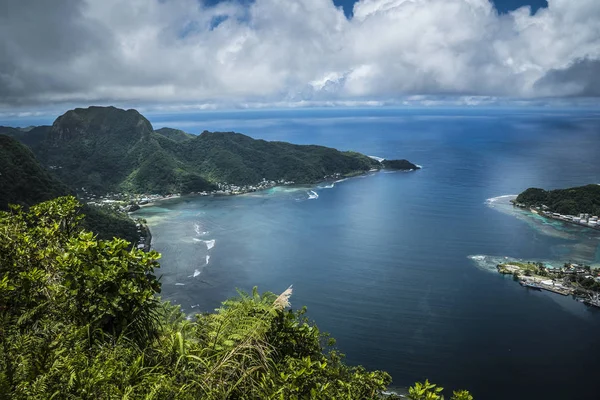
xmin=496 ymin=261 xmax=600 ymax=306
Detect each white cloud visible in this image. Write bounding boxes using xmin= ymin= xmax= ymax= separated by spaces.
xmin=0 ymin=0 xmax=599 ymax=112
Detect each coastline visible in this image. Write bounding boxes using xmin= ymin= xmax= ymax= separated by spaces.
xmin=133 ymin=163 xmax=421 ymax=205
xmin=511 ymin=202 xmax=600 ymax=232
xmin=130 ymin=164 xmax=421 ymax=252
xmin=138 ymin=194 xmax=181 ymax=208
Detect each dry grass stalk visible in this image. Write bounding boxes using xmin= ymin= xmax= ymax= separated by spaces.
xmin=273 ymin=285 xmax=293 ymax=310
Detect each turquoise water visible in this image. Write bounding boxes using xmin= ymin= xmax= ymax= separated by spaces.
xmin=138 ymin=108 xmax=600 ymax=399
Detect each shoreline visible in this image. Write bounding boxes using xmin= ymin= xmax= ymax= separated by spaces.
xmin=132 ymin=165 xmax=421 ymax=207
xmin=496 ymin=260 xmax=600 ymax=307
xmin=138 ymin=194 xmax=181 ymax=208
xmin=511 ymin=201 xmax=600 ymax=232
xmin=130 ymin=165 xmax=421 ymax=252
xmin=469 ymin=255 xmax=600 ymax=309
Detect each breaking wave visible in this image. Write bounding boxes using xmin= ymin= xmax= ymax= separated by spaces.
xmin=204 ymin=239 xmax=215 ymax=250
xmin=307 ymin=190 xmax=319 ymax=200
xmin=318 ymin=183 xmax=335 ymax=189
xmin=485 ymin=194 xmax=518 ymax=204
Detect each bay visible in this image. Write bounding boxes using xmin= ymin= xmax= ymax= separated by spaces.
xmin=138 ymin=108 xmax=600 ymax=399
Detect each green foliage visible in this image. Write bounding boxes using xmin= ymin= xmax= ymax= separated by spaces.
xmin=0 ymin=197 xmax=413 ymax=399
xmin=516 ymin=185 xmax=600 ymax=216
xmin=154 ymin=127 xmax=195 ymax=142
xmin=451 ymin=390 xmax=474 ymax=400
xmin=0 ymin=197 xmax=161 ymax=342
xmin=80 ymin=205 xmax=139 ymax=243
xmin=382 ymin=159 xmax=418 ymax=170
xmin=0 ymin=135 xmax=68 ymax=209
xmin=408 ymin=380 xmax=473 ymax=400
xmin=408 ymin=380 xmax=444 ymax=400
xmin=181 ymin=131 xmax=382 ymax=185
xmin=0 ymin=135 xmax=139 ymax=243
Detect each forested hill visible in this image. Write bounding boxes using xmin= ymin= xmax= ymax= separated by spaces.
xmin=0 ymin=134 xmax=68 ymax=208
xmin=8 ymin=106 xmax=417 ymax=194
xmin=0 ymin=134 xmax=138 ymax=242
xmin=516 ymin=184 xmax=600 ymax=216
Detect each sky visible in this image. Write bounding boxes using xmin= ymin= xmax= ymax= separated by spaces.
xmin=332 ymin=0 xmax=548 ymax=17
xmin=0 ymin=0 xmax=599 ymax=118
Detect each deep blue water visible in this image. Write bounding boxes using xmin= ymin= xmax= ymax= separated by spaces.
xmin=138 ymin=108 xmax=600 ymax=399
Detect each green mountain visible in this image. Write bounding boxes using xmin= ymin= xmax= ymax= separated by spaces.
xmin=516 ymin=184 xmax=600 ymax=216
xmin=179 ymin=130 xmax=383 ymax=185
xmin=0 ymin=134 xmax=68 ymax=208
xmin=10 ymin=106 xmax=417 ymax=195
xmin=0 ymin=134 xmax=138 ymax=242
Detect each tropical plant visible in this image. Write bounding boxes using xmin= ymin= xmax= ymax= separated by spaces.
xmin=407 ymin=380 xmax=473 ymax=400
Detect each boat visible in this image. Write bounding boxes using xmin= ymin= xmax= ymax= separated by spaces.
xmin=521 ymin=281 xmax=542 ymax=290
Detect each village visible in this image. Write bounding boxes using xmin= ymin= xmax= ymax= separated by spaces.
xmin=73 ymin=173 xmax=356 ymax=252
xmin=73 ymin=177 xmax=305 ymax=251
xmin=496 ymin=260 xmax=600 ymax=308
xmin=512 ymin=200 xmax=600 ymax=230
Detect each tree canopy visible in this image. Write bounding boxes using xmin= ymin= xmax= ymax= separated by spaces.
xmin=516 ymin=184 xmax=600 ymax=216
xmin=0 ymin=135 xmax=139 ymax=243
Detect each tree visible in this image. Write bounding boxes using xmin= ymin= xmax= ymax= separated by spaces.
xmin=408 ymin=380 xmax=473 ymax=400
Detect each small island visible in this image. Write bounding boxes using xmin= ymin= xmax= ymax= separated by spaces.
xmin=512 ymin=184 xmax=600 ymax=230
xmin=496 ymin=260 xmax=600 ymax=307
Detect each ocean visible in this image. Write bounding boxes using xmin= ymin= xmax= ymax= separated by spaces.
xmin=137 ymin=108 xmax=600 ymax=399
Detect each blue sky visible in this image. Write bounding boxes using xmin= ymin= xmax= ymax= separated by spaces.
xmin=335 ymin=0 xmax=548 ymax=17
xmin=204 ymin=0 xmax=549 ymax=16
xmin=0 ymin=0 xmax=598 ymax=118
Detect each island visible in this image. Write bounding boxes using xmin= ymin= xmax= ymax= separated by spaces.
xmin=512 ymin=185 xmax=600 ymax=230
xmin=496 ymin=260 xmax=600 ymax=307
xmin=1 ymin=106 xmax=419 ymax=197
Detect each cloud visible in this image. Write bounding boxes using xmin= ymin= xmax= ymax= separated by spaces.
xmin=0 ymin=0 xmax=599 ymax=111
xmin=534 ymin=58 xmax=600 ymax=97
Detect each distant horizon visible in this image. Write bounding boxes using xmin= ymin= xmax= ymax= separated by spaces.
xmin=3 ymin=104 xmax=599 ymax=131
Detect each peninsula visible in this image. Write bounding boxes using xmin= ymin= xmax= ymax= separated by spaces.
xmin=1 ymin=106 xmax=419 ymax=197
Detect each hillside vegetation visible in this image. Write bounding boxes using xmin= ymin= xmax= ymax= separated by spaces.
xmin=516 ymin=185 xmax=600 ymax=216
xmin=155 ymin=127 xmax=195 ymax=142
xmin=9 ymin=106 xmax=417 ymax=195
xmin=0 ymin=197 xmax=472 ymax=399
xmin=0 ymin=135 xmax=138 ymax=243
xmin=0 ymin=134 xmax=68 ymax=208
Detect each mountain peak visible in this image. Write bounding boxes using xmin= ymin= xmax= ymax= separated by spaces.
xmin=50 ymin=106 xmax=153 ymax=143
